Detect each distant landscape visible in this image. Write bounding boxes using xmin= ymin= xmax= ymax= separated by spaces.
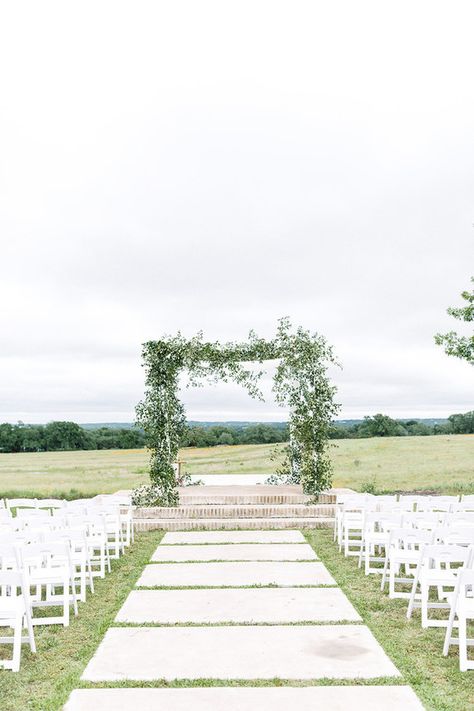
xmin=0 ymin=435 xmax=473 ymax=499
xmin=1 ymin=412 xmax=473 ymax=453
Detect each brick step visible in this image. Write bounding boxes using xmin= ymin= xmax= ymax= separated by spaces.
xmin=134 ymin=504 xmax=335 ymax=520
xmin=178 ymin=494 xmax=313 ymax=505
xmin=134 ymin=517 xmax=334 ymax=531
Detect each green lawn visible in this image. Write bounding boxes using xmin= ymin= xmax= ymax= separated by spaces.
xmin=0 ymin=434 xmax=473 ymax=497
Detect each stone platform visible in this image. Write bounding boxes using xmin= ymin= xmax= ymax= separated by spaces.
xmin=133 ymin=485 xmax=351 ymax=531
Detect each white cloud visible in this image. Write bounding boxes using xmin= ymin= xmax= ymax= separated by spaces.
xmin=0 ymin=1 xmax=473 ymax=422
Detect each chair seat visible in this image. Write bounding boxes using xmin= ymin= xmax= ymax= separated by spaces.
xmin=0 ymin=596 xmax=26 ymax=616
xmin=457 ymin=599 xmax=474 ymax=617
xmin=29 ymin=567 xmax=68 ymax=584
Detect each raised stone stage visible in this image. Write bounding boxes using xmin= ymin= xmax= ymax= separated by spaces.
xmin=133 ymin=484 xmax=351 ymax=531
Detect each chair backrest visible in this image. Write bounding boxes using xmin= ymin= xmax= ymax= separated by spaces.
xmin=6 ymin=498 xmax=37 ymax=513
xmin=36 ymin=499 xmax=65 ymax=510
xmin=21 ymin=540 xmax=71 ymax=568
xmin=438 ymin=527 xmax=474 ymax=547
xmin=418 ymin=496 xmax=459 ymax=513
xmin=422 ymin=543 xmax=471 ymax=567
xmin=0 ymin=568 xmax=26 ymax=593
xmin=389 ymin=527 xmax=434 ymax=550
xmin=363 ymin=512 xmax=403 ymax=531
xmin=398 ymin=495 xmax=425 ymax=511
xmin=16 ymin=508 xmax=51 ymax=519
xmin=0 ymin=543 xmax=22 ymax=570
xmin=412 ymin=512 xmax=447 ymax=529
xmin=449 ymin=513 xmax=474 ymax=528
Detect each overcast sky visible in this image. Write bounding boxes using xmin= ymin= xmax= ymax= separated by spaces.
xmin=1 ymin=1 xmax=473 ymax=424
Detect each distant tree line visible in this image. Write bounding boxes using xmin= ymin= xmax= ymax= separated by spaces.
xmin=329 ymin=412 xmax=474 ymax=439
xmin=0 ymin=412 xmax=473 ymax=453
xmin=0 ymin=421 xmax=288 ymax=453
xmin=0 ymin=422 xmax=146 ymax=453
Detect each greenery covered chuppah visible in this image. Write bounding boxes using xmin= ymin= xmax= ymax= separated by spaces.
xmin=133 ymin=318 xmax=340 ymax=506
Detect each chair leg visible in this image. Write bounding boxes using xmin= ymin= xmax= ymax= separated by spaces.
xmin=421 ymin=581 xmax=429 ymax=628
xmin=459 ymin=614 xmax=468 ymax=672
xmin=443 ymin=605 xmax=457 ymax=656
xmin=407 ymin=569 xmax=421 ymax=619
xmin=12 ymin=616 xmax=22 ymax=672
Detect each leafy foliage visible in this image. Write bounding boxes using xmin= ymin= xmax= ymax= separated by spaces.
xmin=135 ymin=318 xmax=340 ymax=503
xmin=435 ymin=276 xmax=474 ymax=365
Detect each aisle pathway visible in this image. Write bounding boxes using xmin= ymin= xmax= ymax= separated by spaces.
xmin=66 ymin=531 xmax=424 ymax=709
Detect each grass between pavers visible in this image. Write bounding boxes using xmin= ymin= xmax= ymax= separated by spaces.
xmin=78 ymin=676 xmax=406 ymax=688
xmin=112 ymin=620 xmax=364 ymax=627
xmin=135 ymin=584 xmax=338 ymax=589
xmin=0 ymin=530 xmax=164 ymax=711
xmin=305 ymin=529 xmax=473 ymax=711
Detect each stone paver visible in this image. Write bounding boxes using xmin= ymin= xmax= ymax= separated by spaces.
xmin=81 ymin=625 xmax=401 ymax=681
xmin=65 ymin=686 xmax=424 ymax=711
xmin=136 ymin=561 xmax=336 ymax=587
xmin=151 ymin=543 xmax=317 ymax=562
xmin=161 ymin=530 xmax=306 ymax=544
xmin=115 ymin=588 xmax=361 ymax=624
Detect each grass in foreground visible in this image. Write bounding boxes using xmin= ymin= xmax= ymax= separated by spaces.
xmin=1 ymin=434 xmax=473 ymax=498
xmin=0 ymin=531 xmax=164 ymax=711
xmin=306 ymin=529 xmax=473 ymax=711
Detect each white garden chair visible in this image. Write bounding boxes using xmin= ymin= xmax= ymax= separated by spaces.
xmin=436 ymin=527 xmax=474 ymax=547
xmin=443 ymin=566 xmax=474 ymax=671
xmin=406 ymin=544 xmax=472 ymax=627
xmin=86 ymin=505 xmax=124 ymax=560
xmin=417 ymin=496 xmax=458 ymax=513
xmin=6 ymin=499 xmax=37 ymax=513
xmin=334 ymin=494 xmax=368 ymax=544
xmin=0 ymin=569 xmax=36 ymax=672
xmin=358 ymin=512 xmax=404 ymax=575
xmin=397 ymin=495 xmax=425 ymax=512
xmin=381 ymin=528 xmax=434 ymax=598
xmin=338 ymin=496 xmax=372 ymax=555
xmin=77 ymin=514 xmax=111 ymax=578
xmin=21 ymin=541 xmax=78 ymax=627
xmin=36 ymin=499 xmax=65 ymax=513
xmin=44 ymin=529 xmax=95 ymax=602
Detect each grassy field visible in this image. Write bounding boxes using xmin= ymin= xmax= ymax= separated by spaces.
xmin=0 ymin=435 xmax=473 ymax=497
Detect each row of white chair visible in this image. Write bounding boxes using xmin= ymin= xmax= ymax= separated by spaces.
xmin=334 ymin=493 xmax=474 ymax=671
xmin=0 ymin=494 xmax=133 ymax=672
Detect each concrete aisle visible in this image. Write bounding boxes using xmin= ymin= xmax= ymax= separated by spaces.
xmin=65 ymin=531 xmax=424 ymax=710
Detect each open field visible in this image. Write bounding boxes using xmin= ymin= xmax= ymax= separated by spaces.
xmin=0 ymin=435 xmax=473 ymax=497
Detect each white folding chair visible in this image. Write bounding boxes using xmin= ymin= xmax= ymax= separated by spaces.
xmin=78 ymin=514 xmax=111 ymax=578
xmin=358 ymin=512 xmax=404 ymax=575
xmin=43 ymin=529 xmax=94 ymax=602
xmin=417 ymin=496 xmax=459 ymax=513
xmin=398 ymin=495 xmax=424 ymax=512
xmin=443 ymin=563 xmax=474 ymax=670
xmin=21 ymin=541 xmax=78 ymax=627
xmin=407 ymin=544 xmax=472 ymax=627
xmin=35 ymin=498 xmax=65 ymax=514
xmin=6 ymin=498 xmax=38 ymax=514
xmin=339 ymin=496 xmax=372 ymax=556
xmin=0 ymin=570 xmax=36 ymax=672
xmin=381 ymin=528 xmax=434 ymax=598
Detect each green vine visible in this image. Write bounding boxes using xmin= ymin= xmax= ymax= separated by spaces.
xmin=134 ymin=318 xmax=340 ymax=505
